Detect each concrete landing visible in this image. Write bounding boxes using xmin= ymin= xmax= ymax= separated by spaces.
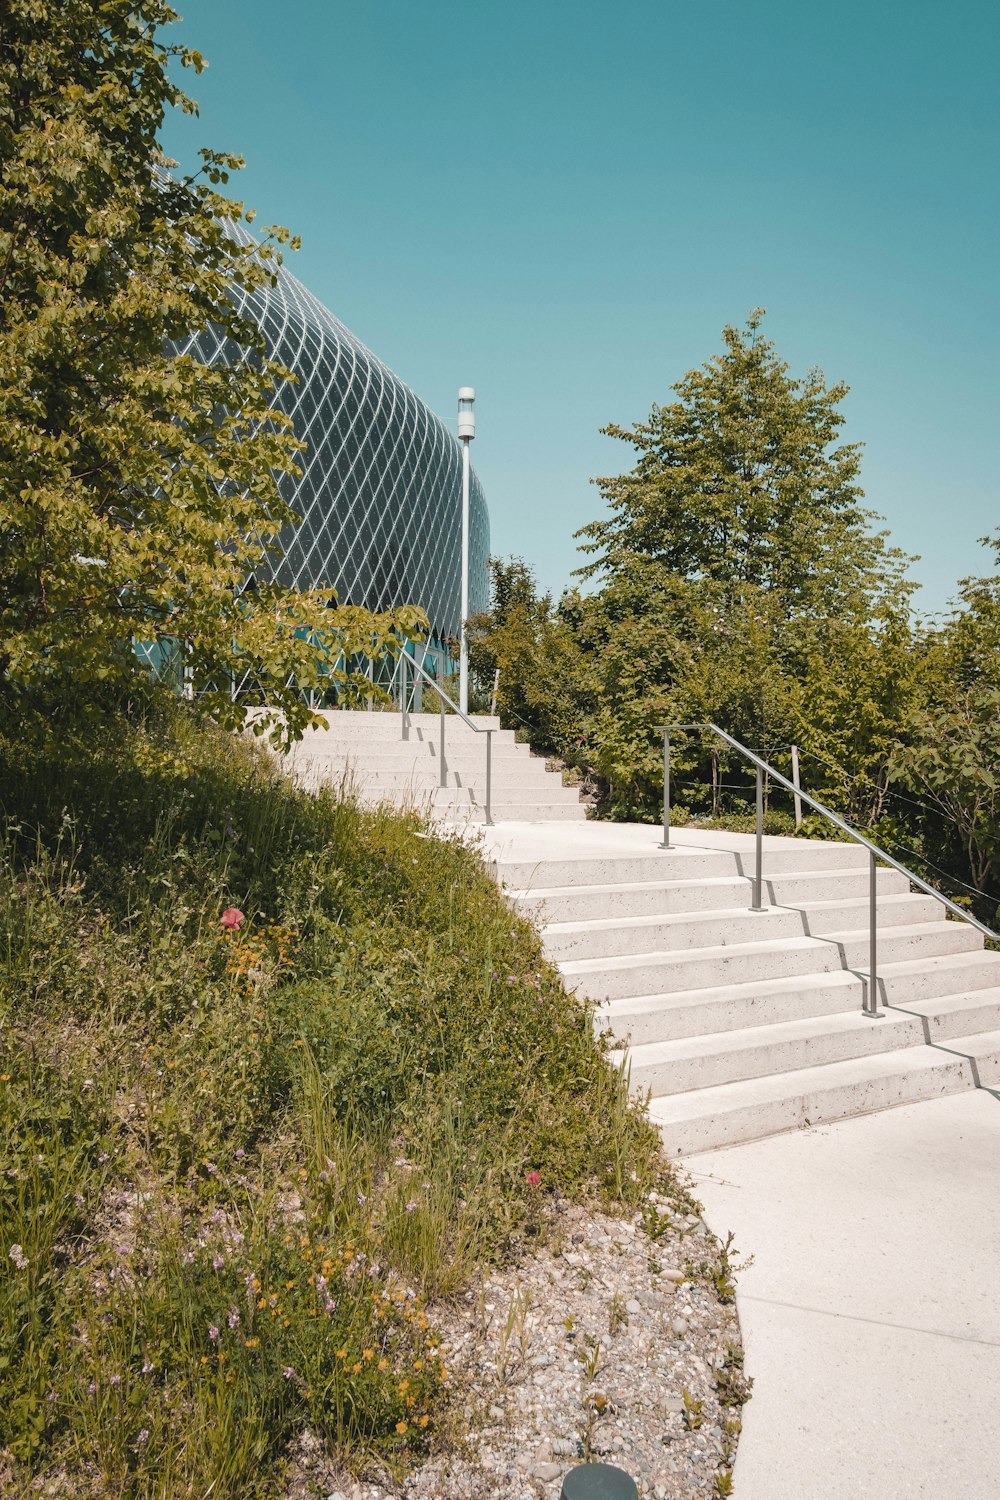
xmin=687 ymin=1091 xmax=1000 ymax=1499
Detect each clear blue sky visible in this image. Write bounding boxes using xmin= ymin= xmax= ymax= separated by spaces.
xmin=162 ymin=0 xmax=999 ymax=618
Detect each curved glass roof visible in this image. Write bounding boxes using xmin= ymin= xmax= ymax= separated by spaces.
xmin=175 ymin=230 xmax=489 ymax=644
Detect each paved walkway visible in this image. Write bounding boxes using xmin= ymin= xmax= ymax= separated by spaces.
xmin=687 ymin=1092 xmax=1000 ymax=1499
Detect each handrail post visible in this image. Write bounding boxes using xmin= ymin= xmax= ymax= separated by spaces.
xmin=400 ymin=653 xmax=409 ymax=741
xmin=439 ymin=694 xmax=447 ymax=788
xmin=864 ymin=850 xmax=880 ymax=1016
xmin=751 ymin=765 xmax=765 ymax=910
xmin=660 ymin=729 xmax=671 ymax=849
xmin=485 ymin=729 xmax=493 ymax=825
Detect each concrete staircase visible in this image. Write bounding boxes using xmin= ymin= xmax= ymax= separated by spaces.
xmin=496 ymin=834 xmax=1000 ymax=1154
xmin=284 ymin=711 xmax=586 ymax=823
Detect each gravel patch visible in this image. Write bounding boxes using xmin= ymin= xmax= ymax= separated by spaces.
xmin=293 ymin=1190 xmax=749 ymax=1500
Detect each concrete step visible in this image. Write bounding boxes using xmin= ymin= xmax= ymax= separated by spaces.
xmin=894 ymin=987 xmax=1000 ymax=1041
xmin=648 ymin=1046 xmax=978 ymax=1154
xmin=310 ymin=768 xmax=562 ymax=790
xmin=302 ymin=711 xmax=508 ymax=736
xmin=598 ymin=948 xmax=1000 ymax=1046
xmin=439 ymin=801 xmax=587 ymax=824
xmin=563 ymin=921 xmax=981 ymax=1003
xmin=949 ymin=1028 xmax=1000 ymax=1088
xmin=351 ymin=783 xmax=582 ymax=808
xmin=509 ymin=866 xmax=911 ymax=924
xmin=542 ymin=891 xmax=940 ymax=961
xmin=290 ymin=746 xmax=541 ymax=770
xmin=496 ymin=843 xmax=871 ymax=891
xmin=621 ymin=1008 xmax=927 ymax=1096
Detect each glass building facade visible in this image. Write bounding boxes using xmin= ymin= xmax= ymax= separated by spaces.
xmin=174 ymin=227 xmax=489 ymax=651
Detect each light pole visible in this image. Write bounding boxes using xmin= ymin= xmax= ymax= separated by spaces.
xmin=457 ymin=386 xmax=475 ymax=715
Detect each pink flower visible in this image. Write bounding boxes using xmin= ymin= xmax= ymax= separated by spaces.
xmin=220 ymin=907 xmax=245 ymax=931
xmin=208 ymin=1325 xmax=219 ymax=1342
xmin=525 ymin=1170 xmax=541 ymax=1188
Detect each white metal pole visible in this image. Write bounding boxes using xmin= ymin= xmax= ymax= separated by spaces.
xmin=460 ymin=437 xmax=470 ymax=714
xmin=457 ymin=387 xmax=475 ymax=717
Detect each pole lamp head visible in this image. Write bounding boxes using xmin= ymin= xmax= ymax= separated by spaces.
xmin=457 ymin=386 xmax=476 ymax=441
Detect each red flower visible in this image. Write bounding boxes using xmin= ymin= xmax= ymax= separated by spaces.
xmin=220 ymin=907 xmax=245 ymax=931
xmin=525 ymin=1170 xmax=541 ymax=1188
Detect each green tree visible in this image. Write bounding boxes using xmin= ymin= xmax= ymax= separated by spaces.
xmin=578 ymin=308 xmax=895 ymax=622
xmin=889 ymin=538 xmax=1000 ymax=916
xmin=0 ymin=0 xmax=422 ymax=742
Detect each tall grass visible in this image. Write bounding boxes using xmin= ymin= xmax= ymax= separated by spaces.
xmin=0 ymin=699 xmax=662 ymax=1496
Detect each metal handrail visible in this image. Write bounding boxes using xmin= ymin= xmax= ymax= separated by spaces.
xmin=658 ymin=723 xmax=1000 ymax=1017
xmin=396 ymin=649 xmax=494 ymax=825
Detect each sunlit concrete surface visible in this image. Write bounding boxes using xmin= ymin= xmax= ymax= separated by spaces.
xmin=687 ymin=1092 xmax=1000 ymax=1500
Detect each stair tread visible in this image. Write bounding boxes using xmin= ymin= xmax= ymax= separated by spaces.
xmin=619 ymin=1007 xmax=916 ymax=1066
xmin=647 ymin=1044 xmax=970 ymax=1123
xmin=543 ymin=890 xmax=934 ymax=936
xmin=561 ymin=920 xmax=980 ymax=975
xmin=599 ymin=948 xmax=1000 ymax=1017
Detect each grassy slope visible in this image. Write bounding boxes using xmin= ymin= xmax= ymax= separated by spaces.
xmin=0 ymin=701 xmax=663 ymax=1498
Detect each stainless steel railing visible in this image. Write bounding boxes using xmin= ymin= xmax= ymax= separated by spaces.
xmin=659 ymin=723 xmax=1000 ymax=1017
xmin=396 ymin=650 xmax=495 ymax=825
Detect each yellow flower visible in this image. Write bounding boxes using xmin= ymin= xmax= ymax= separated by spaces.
xmin=378 ymin=1358 xmax=389 ymax=1372
xmin=363 ymin=1349 xmax=374 ymax=1361
xmin=418 ymin=1415 xmax=429 ymax=1429
xmin=395 ymin=1421 xmax=408 ymax=1435
xmin=244 ymin=1338 xmax=260 ymax=1348
xmin=336 ymin=1348 xmax=347 ymax=1360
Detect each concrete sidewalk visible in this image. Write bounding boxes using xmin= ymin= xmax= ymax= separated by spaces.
xmin=687 ymin=1092 xmax=1000 ymax=1499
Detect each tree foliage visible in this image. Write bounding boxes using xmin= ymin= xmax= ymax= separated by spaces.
xmin=471 ymin=317 xmax=1000 ymax=920
xmin=0 ymin=0 xmax=423 ymax=741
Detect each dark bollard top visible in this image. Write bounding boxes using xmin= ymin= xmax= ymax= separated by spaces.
xmin=560 ymin=1462 xmax=639 ymax=1500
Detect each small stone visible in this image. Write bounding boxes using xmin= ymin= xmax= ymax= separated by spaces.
xmin=626 ymin=1298 xmax=642 ymax=1315
xmin=325 ymin=1493 xmax=347 ymax=1500
xmin=530 ymin=1462 xmax=563 ymax=1482
xmin=671 ymin=1316 xmax=689 ymax=1336
xmin=661 ymin=1266 xmax=686 ymax=1283
xmin=552 ymin=1438 xmax=578 ymax=1456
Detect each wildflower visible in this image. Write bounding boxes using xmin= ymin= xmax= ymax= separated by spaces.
xmin=137 ymin=1429 xmax=150 ymax=1446
xmin=204 ymin=1161 xmax=219 ymax=1176
xmin=244 ymin=1338 xmax=260 ymax=1348
xmin=282 ymin=1366 xmax=295 ymax=1380
xmin=109 ymin=1374 xmax=122 ymax=1387
xmin=525 ymin=1169 xmax=541 ymax=1188
xmin=316 ymin=1274 xmax=327 ymax=1292
xmin=181 ymin=1250 xmax=195 ymax=1266
xmin=98 ymin=1152 xmax=110 ymax=1164
xmin=506 ymin=975 xmax=517 ymax=985
xmin=356 ymin=1191 xmax=367 ymax=1206
xmin=234 ymin=1147 xmax=246 ymax=1159
xmin=8 ymin=1244 xmax=28 ymax=1271
xmin=395 ymin=1420 xmax=408 ymax=1435
xmin=87 ymin=1382 xmax=97 ymax=1396
xmin=227 ymin=1308 xmax=240 ymax=1330
xmin=220 ymin=907 xmax=245 ymax=930
xmin=405 ymin=1200 xmax=418 ymax=1214
xmin=378 ymin=1357 xmax=389 ymax=1371
xmin=141 ymin=1360 xmax=154 ymax=1375
xmin=323 ymin=1297 xmax=337 ymax=1314
xmin=208 ymin=1325 xmax=219 ymax=1342
xmin=212 ymin=1253 xmax=225 ymax=1270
